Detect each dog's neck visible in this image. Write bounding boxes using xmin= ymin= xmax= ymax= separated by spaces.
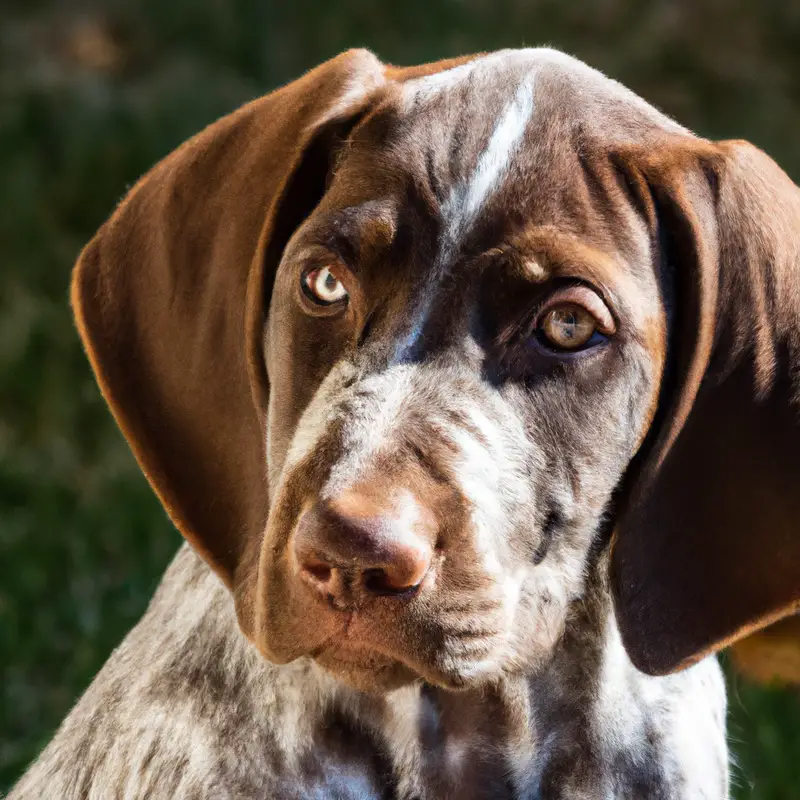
xmin=146 ymin=545 xmax=562 ymax=796
xmin=159 ymin=545 xmax=617 ymax=798
xmin=14 ymin=544 xmax=726 ymax=800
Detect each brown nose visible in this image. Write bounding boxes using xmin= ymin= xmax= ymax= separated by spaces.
xmin=293 ymin=489 xmax=435 ymax=604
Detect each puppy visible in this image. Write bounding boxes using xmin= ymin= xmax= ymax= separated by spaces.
xmin=12 ymin=46 xmax=800 ymax=799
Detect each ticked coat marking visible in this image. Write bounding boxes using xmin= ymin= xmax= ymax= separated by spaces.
xmin=10 ymin=546 xmax=728 ymax=799
xmin=18 ymin=44 xmax=800 ymax=799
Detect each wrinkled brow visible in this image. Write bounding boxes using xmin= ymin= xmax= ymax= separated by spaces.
xmin=300 ymin=203 xmax=399 ymax=268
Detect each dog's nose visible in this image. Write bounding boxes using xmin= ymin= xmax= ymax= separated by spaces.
xmin=293 ymin=490 xmax=435 ymax=603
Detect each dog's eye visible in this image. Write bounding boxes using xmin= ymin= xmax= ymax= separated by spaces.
xmin=302 ymin=266 xmax=349 ymax=306
xmin=535 ymin=286 xmax=615 ymax=352
xmin=540 ymin=304 xmax=597 ymax=349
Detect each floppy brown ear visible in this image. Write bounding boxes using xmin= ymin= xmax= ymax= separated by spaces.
xmin=71 ymin=50 xmax=387 ymax=612
xmin=611 ymin=138 xmax=800 ymax=675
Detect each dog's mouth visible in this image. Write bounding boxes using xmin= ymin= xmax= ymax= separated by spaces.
xmin=258 ymin=469 xmax=530 ymax=692
xmin=256 ymin=544 xmax=520 ymax=692
xmin=258 ymin=546 xmax=559 ymax=693
xmin=300 ymin=606 xmax=512 ymax=692
xmin=313 ymin=642 xmax=504 ymax=692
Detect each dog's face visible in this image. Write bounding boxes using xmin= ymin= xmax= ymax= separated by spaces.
xmin=258 ymin=59 xmax=667 ymax=690
xmin=72 ymin=48 xmax=800 ymax=686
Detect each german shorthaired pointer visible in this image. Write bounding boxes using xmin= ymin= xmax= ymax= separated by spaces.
xmin=11 ymin=47 xmax=800 ymax=799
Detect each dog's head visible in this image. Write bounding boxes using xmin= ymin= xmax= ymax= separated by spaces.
xmin=72 ymin=49 xmax=800 ymax=690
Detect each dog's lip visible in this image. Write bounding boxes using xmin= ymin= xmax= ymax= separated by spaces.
xmin=315 ymin=648 xmax=500 ymax=692
xmin=311 ymin=629 xmax=502 ymax=691
xmin=279 ymin=560 xmax=508 ymax=687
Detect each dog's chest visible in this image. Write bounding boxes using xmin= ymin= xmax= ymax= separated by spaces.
xmin=295 ymin=705 xmax=528 ymax=800
xmin=285 ymin=681 xmax=607 ymax=800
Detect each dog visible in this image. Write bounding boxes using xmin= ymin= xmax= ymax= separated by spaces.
xmin=10 ymin=46 xmax=800 ymax=799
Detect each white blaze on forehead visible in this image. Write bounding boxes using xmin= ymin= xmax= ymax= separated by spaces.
xmin=393 ymin=78 xmax=536 ymax=358
xmin=449 ymin=79 xmax=535 ymax=236
xmin=401 ymin=48 xmax=686 ymax=250
xmin=403 ymin=52 xmax=538 ymax=249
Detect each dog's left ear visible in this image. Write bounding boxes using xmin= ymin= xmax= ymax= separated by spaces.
xmin=611 ymin=137 xmax=800 ymax=675
xmin=71 ymin=50 xmax=387 ymax=622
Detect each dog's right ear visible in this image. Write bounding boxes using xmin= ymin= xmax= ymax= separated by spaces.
xmin=71 ymin=50 xmax=387 ymax=619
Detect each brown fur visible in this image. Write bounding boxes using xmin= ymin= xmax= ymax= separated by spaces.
xmin=12 ymin=46 xmax=800 ymax=797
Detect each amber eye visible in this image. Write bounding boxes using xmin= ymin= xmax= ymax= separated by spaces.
xmin=540 ymin=304 xmax=598 ymax=349
xmin=302 ymin=266 xmax=349 ymax=306
xmin=535 ymin=286 xmax=615 ymax=352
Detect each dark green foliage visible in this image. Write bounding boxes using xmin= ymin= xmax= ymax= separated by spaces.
xmin=1 ymin=2 xmax=799 ymax=796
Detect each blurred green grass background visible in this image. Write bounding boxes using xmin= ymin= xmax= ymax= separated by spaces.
xmin=1 ymin=1 xmax=799 ymax=796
